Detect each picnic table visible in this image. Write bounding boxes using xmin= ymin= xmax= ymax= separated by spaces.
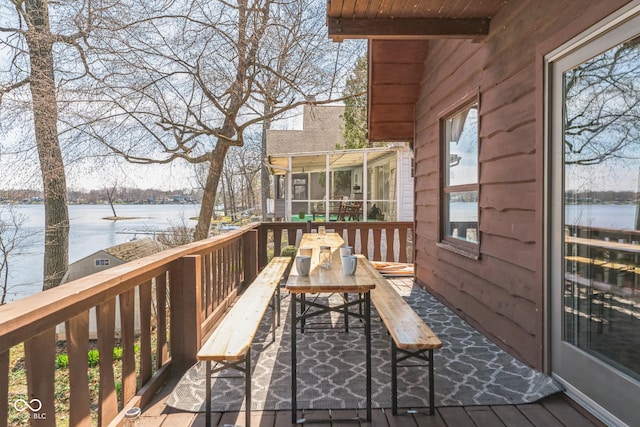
xmin=286 ymin=232 xmax=376 ymax=424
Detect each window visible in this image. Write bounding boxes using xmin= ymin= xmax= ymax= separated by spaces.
xmin=441 ymin=102 xmax=479 ymax=250
xmin=95 ymin=259 xmax=110 ymax=267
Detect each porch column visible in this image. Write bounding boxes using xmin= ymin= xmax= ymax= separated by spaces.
xmin=286 ymin=156 xmax=292 ymax=220
xmin=363 ymin=152 xmax=368 ymax=220
xmin=325 ymin=154 xmax=330 ymax=219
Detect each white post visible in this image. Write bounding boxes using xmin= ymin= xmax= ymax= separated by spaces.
xmin=325 ymin=154 xmax=330 ymax=220
xmin=286 ymin=156 xmax=292 ymax=220
xmin=363 ymin=152 xmax=368 ymax=221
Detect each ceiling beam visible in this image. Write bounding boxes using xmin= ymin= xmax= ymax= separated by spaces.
xmin=328 ymin=17 xmax=490 ymax=41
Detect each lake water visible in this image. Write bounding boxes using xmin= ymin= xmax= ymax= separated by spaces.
xmin=3 ymin=203 xmax=639 ymax=303
xmin=3 ymin=204 xmax=202 ymax=303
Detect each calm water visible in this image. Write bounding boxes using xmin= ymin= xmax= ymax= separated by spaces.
xmin=3 ymin=203 xmax=638 ymax=303
xmin=3 ymin=204 xmax=201 ymax=303
xmin=565 ymin=203 xmax=639 ymax=229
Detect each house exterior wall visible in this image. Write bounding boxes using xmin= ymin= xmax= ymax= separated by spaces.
xmin=413 ymin=0 xmax=631 ymax=370
xmin=61 ymin=250 xmax=124 ymax=284
xmin=397 ymin=150 xmax=414 ymax=222
xmin=266 ymin=105 xmax=344 ymax=155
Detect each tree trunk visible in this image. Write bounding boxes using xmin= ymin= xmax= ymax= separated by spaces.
xmin=25 ymin=0 xmax=70 ymax=291
xmin=194 ymin=143 xmax=229 ymax=240
xmin=261 ymin=101 xmax=274 ymax=220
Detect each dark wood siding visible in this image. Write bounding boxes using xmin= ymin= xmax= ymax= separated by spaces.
xmin=413 ymin=0 xmax=632 ymax=369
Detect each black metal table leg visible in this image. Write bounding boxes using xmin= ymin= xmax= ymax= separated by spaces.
xmin=344 ymin=293 xmax=349 ymax=332
xmin=246 ymin=347 xmax=252 ymax=427
xmin=391 ymin=341 xmax=398 ymax=415
xmin=365 ymin=292 xmax=371 ymax=422
xmin=291 ymin=293 xmax=298 ymax=424
xmin=206 ymin=361 xmax=212 ymax=427
xmin=429 ymin=349 xmax=435 ymax=415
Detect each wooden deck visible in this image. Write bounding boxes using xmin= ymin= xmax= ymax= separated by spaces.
xmin=140 ymin=373 xmax=605 ymax=426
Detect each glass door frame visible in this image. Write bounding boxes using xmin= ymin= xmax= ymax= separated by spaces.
xmin=546 ymin=4 xmax=640 ymax=426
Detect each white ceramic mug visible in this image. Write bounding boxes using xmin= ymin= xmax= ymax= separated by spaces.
xmin=295 ymin=255 xmax=311 ymax=276
xmin=339 ymin=246 xmax=352 ymax=257
xmin=341 ymin=255 xmax=357 ymax=275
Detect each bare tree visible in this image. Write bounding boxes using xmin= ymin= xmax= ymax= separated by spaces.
xmin=0 ymin=206 xmax=30 ymax=304
xmin=564 ymin=36 xmax=640 ymax=166
xmin=66 ymin=0 xmax=363 ymax=239
xmin=0 ymin=0 xmax=74 ymax=290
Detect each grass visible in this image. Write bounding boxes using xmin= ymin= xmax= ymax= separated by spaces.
xmin=8 ymin=338 xmax=153 ymax=426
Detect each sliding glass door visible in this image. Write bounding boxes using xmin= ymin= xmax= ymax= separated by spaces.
xmin=548 ymin=9 xmax=640 ymax=426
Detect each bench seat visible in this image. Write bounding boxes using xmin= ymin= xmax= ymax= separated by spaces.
xmin=196 ymin=256 xmax=290 ymax=427
xmin=361 ymin=260 xmax=442 ymax=415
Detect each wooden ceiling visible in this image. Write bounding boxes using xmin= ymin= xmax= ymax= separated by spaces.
xmin=327 ymin=0 xmax=506 ymax=41
xmin=327 ymin=0 xmax=507 ymax=142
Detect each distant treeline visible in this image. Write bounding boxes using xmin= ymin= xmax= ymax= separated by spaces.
xmin=565 ymin=190 xmax=639 ymax=203
xmin=1 ymin=187 xmax=202 ymax=204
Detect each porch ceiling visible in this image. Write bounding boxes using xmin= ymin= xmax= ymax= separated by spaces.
xmin=326 ymin=0 xmax=505 ymax=41
xmin=267 ymin=149 xmax=392 ymax=175
xmin=326 ymin=0 xmax=507 ymax=142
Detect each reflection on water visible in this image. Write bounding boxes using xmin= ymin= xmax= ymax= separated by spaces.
xmin=4 ymin=204 xmax=200 ymax=303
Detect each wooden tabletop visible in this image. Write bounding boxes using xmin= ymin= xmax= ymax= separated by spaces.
xmin=285 ymin=233 xmax=377 ymax=293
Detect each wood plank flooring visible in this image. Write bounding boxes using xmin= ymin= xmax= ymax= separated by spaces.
xmin=139 ymin=374 xmax=605 ymax=427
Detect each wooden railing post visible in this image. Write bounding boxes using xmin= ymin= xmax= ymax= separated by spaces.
xmin=170 ymin=255 xmax=203 ymax=372
xmin=258 ymin=224 xmax=269 ymax=270
xmin=243 ymin=229 xmax=259 ymax=286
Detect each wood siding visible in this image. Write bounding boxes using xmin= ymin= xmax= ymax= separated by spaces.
xmin=413 ymin=0 xmax=632 ymax=369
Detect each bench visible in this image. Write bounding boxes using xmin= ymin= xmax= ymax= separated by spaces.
xmin=362 ymin=262 xmax=442 ymax=415
xmin=196 ymin=257 xmax=291 ymax=427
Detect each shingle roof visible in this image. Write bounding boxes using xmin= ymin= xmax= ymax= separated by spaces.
xmin=104 ymin=238 xmax=167 ymax=262
xmin=266 ymin=104 xmax=345 ymax=155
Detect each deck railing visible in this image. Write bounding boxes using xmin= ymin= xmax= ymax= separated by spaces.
xmin=0 ymin=221 xmax=411 ymax=427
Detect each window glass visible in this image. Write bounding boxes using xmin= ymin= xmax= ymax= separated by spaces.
xmin=562 ymin=34 xmax=640 ymax=379
xmin=446 ymin=107 xmax=478 ymax=187
xmin=442 ymin=103 xmax=479 ymax=245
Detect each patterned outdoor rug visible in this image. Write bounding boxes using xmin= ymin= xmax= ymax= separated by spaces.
xmin=167 ymin=281 xmax=562 ymax=412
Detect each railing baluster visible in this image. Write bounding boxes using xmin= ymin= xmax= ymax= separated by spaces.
xmin=67 ymin=312 xmax=91 ymax=427
xmin=399 ymin=226 xmax=408 ymax=263
xmin=97 ymin=298 xmax=118 ymax=426
xmin=24 ymin=328 xmax=56 ymax=427
xmin=373 ymin=227 xmax=383 ymax=260
xmin=120 ymin=289 xmax=136 ymax=405
xmin=0 ymin=349 xmax=7 ymax=427
xmin=139 ymin=280 xmax=153 ymax=385
xmin=386 ymin=227 xmax=395 ymax=262
xmin=156 ymin=273 xmax=168 ymax=369
xmin=358 ymin=227 xmax=366 ymax=257
xmin=203 ymin=253 xmax=211 ymax=317
xmin=347 ymin=228 xmax=357 ymax=249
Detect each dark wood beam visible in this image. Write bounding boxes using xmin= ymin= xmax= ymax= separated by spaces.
xmin=328 ymin=17 xmax=490 ymax=41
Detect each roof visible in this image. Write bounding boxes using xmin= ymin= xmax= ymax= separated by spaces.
xmin=267 ymin=144 xmax=409 ymax=175
xmin=266 ymin=104 xmax=345 ymax=155
xmin=325 ymin=0 xmax=508 ymax=142
xmin=326 ymin=0 xmax=504 ymax=41
xmin=104 ymin=238 xmax=167 ymax=262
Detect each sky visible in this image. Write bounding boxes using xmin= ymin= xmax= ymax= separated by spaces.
xmin=0 ymin=107 xmax=306 ymax=192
